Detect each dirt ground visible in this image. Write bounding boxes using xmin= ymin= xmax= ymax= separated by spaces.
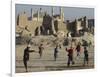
xmin=15 ymin=36 xmax=94 ymax=73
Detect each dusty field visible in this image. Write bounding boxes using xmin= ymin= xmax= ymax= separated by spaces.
xmin=15 ymin=35 xmax=94 ymax=73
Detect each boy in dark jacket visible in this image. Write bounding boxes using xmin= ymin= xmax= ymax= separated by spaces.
xmin=54 ymin=45 xmax=59 ymax=61
xmin=83 ymin=47 xmax=89 ymax=66
xmin=23 ymin=45 xmax=35 ymax=72
xmin=38 ymin=44 xmax=44 ymax=58
xmin=76 ymin=43 xmax=81 ymax=56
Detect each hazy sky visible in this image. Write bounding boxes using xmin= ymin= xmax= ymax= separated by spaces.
xmin=15 ymin=4 xmax=94 ymax=21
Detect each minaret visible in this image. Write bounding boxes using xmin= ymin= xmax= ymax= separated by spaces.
xmin=60 ymin=7 xmax=62 ymax=19
xmin=60 ymin=7 xmax=64 ymax=22
xmin=62 ymin=12 xmax=64 ymax=22
xmin=31 ymin=8 xmax=34 ymax=20
xmin=51 ymin=7 xmax=56 ymax=34
xmin=37 ymin=10 xmax=39 ymax=22
xmin=17 ymin=14 xmax=19 ymax=25
xmin=39 ymin=8 xmax=42 ymax=17
xmin=51 ymin=7 xmax=54 ymax=16
xmin=37 ymin=9 xmax=40 ymax=35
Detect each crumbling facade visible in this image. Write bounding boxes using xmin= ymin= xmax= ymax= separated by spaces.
xmin=16 ymin=7 xmax=94 ymax=37
xmin=16 ymin=7 xmax=67 ymax=36
xmin=66 ymin=16 xmax=93 ymax=37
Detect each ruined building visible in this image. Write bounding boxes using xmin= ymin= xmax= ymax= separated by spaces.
xmin=66 ymin=16 xmax=94 ymax=37
xmin=16 ymin=7 xmax=67 ymax=36
xmin=16 ymin=7 xmax=94 ymax=37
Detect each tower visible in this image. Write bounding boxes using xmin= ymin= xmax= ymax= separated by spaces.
xmin=37 ymin=10 xmax=40 ymax=22
xmin=18 ymin=11 xmax=28 ymax=27
xmin=60 ymin=7 xmax=64 ymax=22
xmin=17 ymin=14 xmax=19 ymax=26
xmin=51 ymin=7 xmax=54 ymax=16
xmin=31 ymin=8 xmax=34 ymax=20
xmin=51 ymin=7 xmax=56 ymax=34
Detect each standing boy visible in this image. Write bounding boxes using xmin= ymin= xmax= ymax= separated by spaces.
xmin=66 ymin=46 xmax=75 ymax=66
xmin=76 ymin=42 xmax=81 ymax=56
xmin=38 ymin=44 xmax=44 ymax=58
xmin=83 ymin=47 xmax=89 ymax=66
xmin=54 ymin=45 xmax=59 ymax=61
xmin=23 ymin=45 xmax=35 ymax=72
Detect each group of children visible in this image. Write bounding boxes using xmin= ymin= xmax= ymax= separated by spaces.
xmin=54 ymin=42 xmax=89 ymax=67
xmin=66 ymin=45 xmax=89 ymax=67
xmin=23 ymin=42 xmax=89 ymax=72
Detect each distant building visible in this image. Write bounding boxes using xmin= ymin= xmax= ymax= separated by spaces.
xmin=66 ymin=16 xmax=94 ymax=37
xmin=16 ymin=7 xmax=94 ymax=37
xmin=16 ymin=7 xmax=67 ymax=36
xmin=88 ymin=19 xmax=94 ymax=34
xmin=17 ymin=12 xmax=28 ymax=27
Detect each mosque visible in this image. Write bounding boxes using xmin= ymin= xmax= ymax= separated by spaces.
xmin=16 ymin=7 xmax=94 ymax=37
